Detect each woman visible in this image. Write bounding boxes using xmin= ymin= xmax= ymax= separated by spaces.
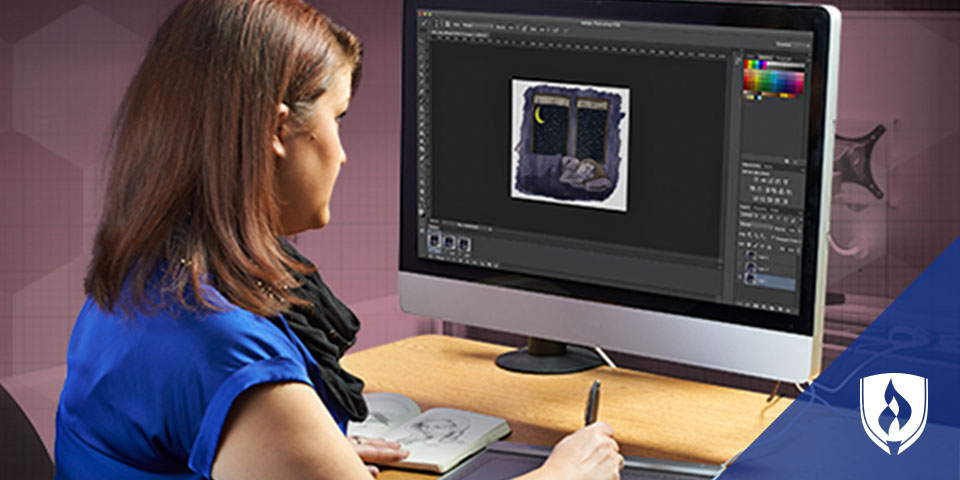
xmin=55 ymin=0 xmax=624 ymax=478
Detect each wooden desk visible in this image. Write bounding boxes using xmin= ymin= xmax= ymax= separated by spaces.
xmin=341 ymin=335 xmax=791 ymax=479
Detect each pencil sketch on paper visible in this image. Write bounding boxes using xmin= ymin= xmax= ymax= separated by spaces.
xmin=396 ymin=416 xmax=471 ymax=446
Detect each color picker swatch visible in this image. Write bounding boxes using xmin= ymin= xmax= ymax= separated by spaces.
xmin=743 ymin=59 xmax=805 ymax=99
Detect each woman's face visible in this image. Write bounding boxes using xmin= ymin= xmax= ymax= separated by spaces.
xmin=273 ymin=66 xmax=352 ymax=235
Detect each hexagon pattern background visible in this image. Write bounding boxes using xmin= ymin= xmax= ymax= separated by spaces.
xmin=0 ymin=0 xmax=959 ymax=459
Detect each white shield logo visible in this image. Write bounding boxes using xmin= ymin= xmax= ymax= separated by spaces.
xmin=860 ymin=373 xmax=928 ymax=455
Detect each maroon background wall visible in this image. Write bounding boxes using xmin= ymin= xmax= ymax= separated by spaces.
xmin=0 ymin=0 xmax=430 ymax=376
xmin=0 ymin=0 xmax=435 ymax=454
xmin=0 ymin=0 xmax=958 ymax=459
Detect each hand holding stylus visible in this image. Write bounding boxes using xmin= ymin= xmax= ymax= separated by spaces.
xmin=537 ymin=422 xmax=623 ymax=479
xmin=523 ymin=381 xmax=622 ymax=479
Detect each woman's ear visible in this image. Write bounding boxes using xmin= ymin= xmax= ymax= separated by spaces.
xmin=271 ymin=103 xmax=292 ymax=159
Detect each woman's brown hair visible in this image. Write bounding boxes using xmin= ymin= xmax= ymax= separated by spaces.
xmin=86 ymin=0 xmax=362 ymax=317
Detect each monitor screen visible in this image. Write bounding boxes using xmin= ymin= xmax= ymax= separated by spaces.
xmin=399 ymin=0 xmax=840 ymax=381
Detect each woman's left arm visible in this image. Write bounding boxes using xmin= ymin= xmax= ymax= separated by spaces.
xmin=211 ymin=382 xmax=377 ymax=480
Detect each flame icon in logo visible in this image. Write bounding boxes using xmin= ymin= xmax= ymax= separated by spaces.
xmin=878 ymin=379 xmax=911 ymax=438
xmin=860 ymin=374 xmax=928 ymax=455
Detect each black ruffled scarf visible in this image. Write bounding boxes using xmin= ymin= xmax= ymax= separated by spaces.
xmin=275 ymin=239 xmax=368 ymax=422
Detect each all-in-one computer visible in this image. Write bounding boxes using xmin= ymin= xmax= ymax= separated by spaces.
xmin=399 ymin=0 xmax=840 ymax=382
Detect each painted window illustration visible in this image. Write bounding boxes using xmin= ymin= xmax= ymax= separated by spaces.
xmin=511 ymin=80 xmax=630 ymax=212
xmin=531 ymin=94 xmax=570 ymax=156
xmin=575 ymin=98 xmax=609 ymax=163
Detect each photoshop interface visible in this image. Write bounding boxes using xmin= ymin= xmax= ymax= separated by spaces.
xmin=414 ymin=10 xmax=814 ymax=315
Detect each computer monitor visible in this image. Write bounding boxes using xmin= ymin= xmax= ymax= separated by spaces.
xmin=399 ymin=0 xmax=840 ymax=382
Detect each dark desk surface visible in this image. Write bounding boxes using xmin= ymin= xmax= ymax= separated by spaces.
xmin=341 ymin=335 xmax=791 ymax=480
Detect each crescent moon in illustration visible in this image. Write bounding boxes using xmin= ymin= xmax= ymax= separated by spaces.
xmin=534 ymin=106 xmax=545 ymax=124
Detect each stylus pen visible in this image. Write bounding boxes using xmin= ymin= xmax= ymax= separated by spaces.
xmin=584 ymin=380 xmax=601 ymax=426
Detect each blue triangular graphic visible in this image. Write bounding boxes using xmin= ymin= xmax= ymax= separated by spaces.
xmin=719 ymin=236 xmax=960 ymax=479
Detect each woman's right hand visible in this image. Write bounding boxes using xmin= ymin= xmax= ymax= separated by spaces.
xmin=530 ymin=422 xmax=623 ymax=480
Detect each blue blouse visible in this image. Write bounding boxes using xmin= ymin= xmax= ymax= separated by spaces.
xmin=55 ymin=285 xmax=350 ymax=479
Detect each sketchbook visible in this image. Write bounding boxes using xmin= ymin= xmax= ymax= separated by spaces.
xmin=347 ymin=393 xmax=512 ymax=473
